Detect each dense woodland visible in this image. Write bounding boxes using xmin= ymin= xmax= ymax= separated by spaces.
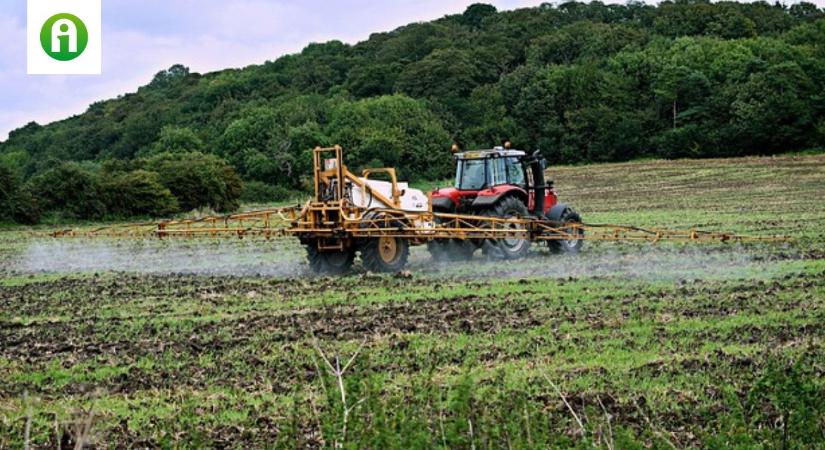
xmin=1 ymin=1 xmax=824 ymax=223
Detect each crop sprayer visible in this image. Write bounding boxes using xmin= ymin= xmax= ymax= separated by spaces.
xmin=50 ymin=145 xmax=788 ymax=274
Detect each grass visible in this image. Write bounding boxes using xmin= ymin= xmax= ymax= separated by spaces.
xmin=1 ymin=154 xmax=824 ymax=448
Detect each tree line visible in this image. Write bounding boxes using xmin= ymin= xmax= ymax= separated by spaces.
xmin=1 ymin=1 xmax=823 ymax=223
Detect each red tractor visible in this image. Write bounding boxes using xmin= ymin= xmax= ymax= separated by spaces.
xmin=429 ymin=144 xmax=583 ymax=260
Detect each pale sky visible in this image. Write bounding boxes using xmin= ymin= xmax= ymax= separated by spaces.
xmin=0 ymin=0 xmax=821 ymax=141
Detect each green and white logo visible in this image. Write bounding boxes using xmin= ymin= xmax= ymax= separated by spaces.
xmin=28 ymin=0 xmax=101 ymax=75
xmin=40 ymin=13 xmax=88 ymax=61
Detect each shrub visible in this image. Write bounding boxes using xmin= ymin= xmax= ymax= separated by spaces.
xmin=240 ymin=181 xmax=300 ymax=203
xmin=7 ymin=188 xmax=42 ymax=224
xmin=145 ymin=151 xmax=241 ymax=212
xmin=27 ymin=162 xmax=106 ymax=219
xmin=102 ymin=170 xmax=179 ymax=218
xmin=1 ymin=165 xmax=42 ymax=224
xmin=0 ymin=165 xmax=17 ymax=220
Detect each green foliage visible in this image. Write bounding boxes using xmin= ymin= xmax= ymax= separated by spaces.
xmin=147 ymin=126 xmax=205 ymax=155
xmin=101 ymin=170 xmax=179 ymax=217
xmin=146 ymin=152 xmax=241 ymax=212
xmin=26 ymin=162 xmax=106 ymax=220
xmin=1 ymin=1 xmax=824 ymax=223
xmin=327 ymin=95 xmax=452 ymax=180
xmin=239 ymin=181 xmax=299 ymax=203
xmin=744 ymin=354 xmax=825 ymax=448
xmin=0 ymin=165 xmax=19 ymax=221
xmin=709 ymin=352 xmax=825 ymax=449
xmin=396 ymin=48 xmax=479 ymax=99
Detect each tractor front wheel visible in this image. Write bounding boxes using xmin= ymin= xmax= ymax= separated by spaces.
xmin=305 ymin=245 xmax=355 ymax=275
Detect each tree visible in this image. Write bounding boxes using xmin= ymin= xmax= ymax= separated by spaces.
xmin=459 ymin=4 xmax=497 ymax=28
xmin=102 ymin=170 xmax=179 ymax=217
xmin=327 ymin=95 xmax=452 ymax=180
xmin=146 ymin=152 xmax=241 ymax=212
xmin=395 ymin=49 xmax=479 ymax=99
xmin=27 ymin=162 xmax=106 ymax=219
xmin=148 ymin=126 xmax=205 ymax=155
xmin=0 ymin=166 xmax=18 ymax=221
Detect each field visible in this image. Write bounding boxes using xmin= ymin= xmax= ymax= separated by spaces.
xmin=1 ymin=154 xmax=824 ymax=449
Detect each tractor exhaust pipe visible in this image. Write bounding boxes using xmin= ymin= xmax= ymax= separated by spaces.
xmin=528 ymin=150 xmax=545 ymax=217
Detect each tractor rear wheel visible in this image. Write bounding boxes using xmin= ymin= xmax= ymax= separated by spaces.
xmin=481 ymin=196 xmax=531 ymax=260
xmin=305 ymin=245 xmax=355 ymax=275
xmin=547 ymin=208 xmax=584 ymax=254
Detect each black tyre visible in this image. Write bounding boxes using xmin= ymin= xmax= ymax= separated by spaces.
xmin=547 ymin=208 xmax=584 ymax=254
xmin=360 ymin=213 xmax=410 ymax=273
xmin=305 ymin=245 xmax=355 ymax=275
xmin=481 ymin=196 xmax=531 ymax=260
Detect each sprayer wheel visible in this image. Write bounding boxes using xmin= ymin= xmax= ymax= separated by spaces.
xmin=547 ymin=209 xmax=584 ymax=254
xmin=359 ymin=213 xmax=409 ymax=273
xmin=362 ymin=235 xmax=409 ymax=273
xmin=305 ymin=245 xmax=355 ymax=275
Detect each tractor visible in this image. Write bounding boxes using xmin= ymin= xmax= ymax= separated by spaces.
xmin=429 ymin=143 xmax=584 ymax=260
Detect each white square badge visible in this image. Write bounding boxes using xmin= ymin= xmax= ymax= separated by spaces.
xmin=27 ymin=0 xmax=102 ymax=74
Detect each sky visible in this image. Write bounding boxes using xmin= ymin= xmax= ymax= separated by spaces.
xmin=0 ymin=0 xmax=822 ymax=141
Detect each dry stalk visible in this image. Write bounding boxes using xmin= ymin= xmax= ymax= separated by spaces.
xmin=72 ymin=406 xmax=96 ymax=450
xmin=523 ymin=404 xmax=533 ymax=447
xmin=597 ymin=396 xmax=614 ymax=450
xmin=438 ymin=387 xmax=448 ymax=448
xmin=53 ymin=412 xmax=61 ymax=450
xmin=632 ymin=398 xmax=679 ymax=450
xmin=468 ymin=418 xmax=476 ymax=450
xmin=312 ymin=337 xmax=366 ymax=448
xmin=542 ymin=373 xmax=587 ymax=438
xmin=23 ymin=391 xmax=32 ymax=450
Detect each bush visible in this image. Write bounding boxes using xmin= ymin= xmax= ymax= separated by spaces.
xmin=327 ymin=95 xmax=453 ymax=180
xmin=145 ymin=151 xmax=241 ymax=212
xmin=1 ymin=165 xmax=42 ymax=224
xmin=240 ymin=181 xmax=300 ymax=203
xmin=102 ymin=170 xmax=179 ymax=218
xmin=7 ymin=188 xmax=42 ymax=224
xmin=27 ymin=162 xmax=106 ymax=219
xmin=0 ymin=166 xmax=17 ymax=220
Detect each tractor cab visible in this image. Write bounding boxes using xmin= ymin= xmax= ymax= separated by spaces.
xmin=432 ymin=145 xmax=557 ymax=216
xmin=454 ymin=148 xmax=528 ymax=191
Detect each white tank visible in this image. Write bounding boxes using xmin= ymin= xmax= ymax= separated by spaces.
xmin=350 ymin=178 xmax=428 ymax=212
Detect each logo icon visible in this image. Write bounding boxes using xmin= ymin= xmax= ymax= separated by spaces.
xmin=40 ymin=13 xmax=89 ymax=61
xmin=27 ymin=0 xmax=101 ymax=75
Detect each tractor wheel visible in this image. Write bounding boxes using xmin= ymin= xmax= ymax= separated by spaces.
xmin=360 ymin=214 xmax=410 ymax=273
xmin=481 ymin=196 xmax=531 ymax=260
xmin=427 ymin=239 xmax=476 ymax=262
xmin=305 ymin=245 xmax=355 ymax=275
xmin=547 ymin=208 xmax=584 ymax=254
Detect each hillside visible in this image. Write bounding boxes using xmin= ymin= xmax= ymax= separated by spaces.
xmin=1 ymin=1 xmax=824 ymax=223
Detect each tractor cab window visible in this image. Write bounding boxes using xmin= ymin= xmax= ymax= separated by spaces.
xmin=489 ymin=157 xmax=507 ymax=186
xmin=505 ymin=157 xmax=525 ymax=186
xmin=456 ymin=158 xmax=487 ymax=190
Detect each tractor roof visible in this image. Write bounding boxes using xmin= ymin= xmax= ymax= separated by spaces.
xmin=456 ymin=147 xmax=526 ymax=159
